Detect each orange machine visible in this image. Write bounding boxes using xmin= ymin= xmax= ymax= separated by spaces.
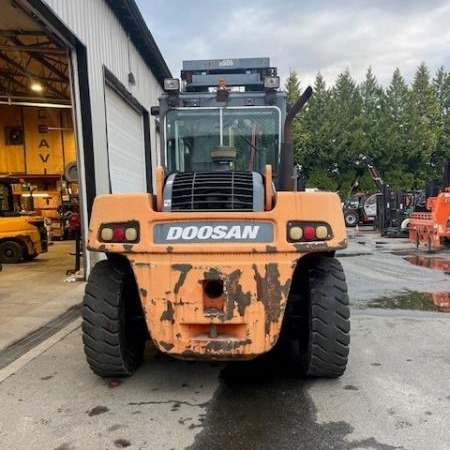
xmin=82 ymin=58 xmax=350 ymax=379
xmin=0 ymin=177 xmax=47 ymax=263
xmin=409 ymin=188 xmax=450 ymax=249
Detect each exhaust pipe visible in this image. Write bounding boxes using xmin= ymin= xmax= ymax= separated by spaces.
xmin=279 ymin=86 xmax=313 ymax=191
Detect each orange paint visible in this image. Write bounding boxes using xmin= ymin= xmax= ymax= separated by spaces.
xmin=409 ymin=189 xmax=450 ymax=249
xmin=87 ymin=167 xmax=347 ymax=359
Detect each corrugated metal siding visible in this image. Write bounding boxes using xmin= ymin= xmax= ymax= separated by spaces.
xmin=105 ymin=85 xmax=146 ymax=193
xmin=42 ymin=0 xmax=163 ymax=193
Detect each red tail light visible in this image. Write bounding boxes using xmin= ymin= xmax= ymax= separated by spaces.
xmin=99 ymin=221 xmax=139 ymax=243
xmin=287 ymin=221 xmax=332 ymax=243
xmin=303 ymin=226 xmax=316 ymax=240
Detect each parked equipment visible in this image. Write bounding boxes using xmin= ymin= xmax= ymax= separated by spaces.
xmin=342 ymin=191 xmax=377 ymax=227
xmin=82 ymin=58 xmax=350 ymax=379
xmin=409 ymin=159 xmax=450 ymax=250
xmin=342 ymin=154 xmax=421 ymax=237
xmin=0 ymin=177 xmax=48 ymax=263
xmin=342 ymin=154 xmax=383 ymax=227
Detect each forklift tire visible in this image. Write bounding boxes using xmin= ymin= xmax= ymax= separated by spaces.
xmin=298 ymin=257 xmax=350 ymax=378
xmin=23 ymin=252 xmax=38 ymax=261
xmin=344 ymin=210 xmax=359 ymax=227
xmin=82 ymin=259 xmax=147 ymax=377
xmin=0 ymin=240 xmax=23 ymax=263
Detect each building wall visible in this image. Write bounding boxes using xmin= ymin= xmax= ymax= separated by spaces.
xmin=0 ymin=106 xmax=75 ymax=175
xmin=41 ymin=0 xmax=163 ymax=194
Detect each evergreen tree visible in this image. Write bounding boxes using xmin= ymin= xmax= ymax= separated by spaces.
xmin=383 ymin=68 xmax=413 ymax=189
xmin=328 ymin=69 xmax=363 ymax=191
xmin=286 ymin=62 xmax=449 ymax=193
xmin=284 ymin=70 xmax=301 ymax=105
xmin=433 ymin=67 xmax=450 ymax=180
xmin=294 ymin=72 xmax=336 ymax=190
xmin=407 ymin=62 xmax=441 ymax=186
xmin=357 ymin=67 xmax=386 ymax=190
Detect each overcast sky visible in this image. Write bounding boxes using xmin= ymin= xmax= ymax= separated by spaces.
xmin=136 ymin=0 xmax=450 ymax=89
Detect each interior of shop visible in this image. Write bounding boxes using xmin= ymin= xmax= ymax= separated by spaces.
xmin=0 ymin=0 xmax=81 ymax=274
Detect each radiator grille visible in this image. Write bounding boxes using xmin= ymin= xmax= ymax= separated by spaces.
xmin=169 ymin=171 xmax=255 ymax=211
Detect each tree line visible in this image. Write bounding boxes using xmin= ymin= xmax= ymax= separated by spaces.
xmin=285 ymin=63 xmax=450 ymax=196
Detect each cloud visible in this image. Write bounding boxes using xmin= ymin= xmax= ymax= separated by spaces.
xmin=138 ymin=0 xmax=450 ymax=88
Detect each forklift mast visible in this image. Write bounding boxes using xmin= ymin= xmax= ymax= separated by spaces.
xmin=355 ymin=154 xmax=384 ymax=191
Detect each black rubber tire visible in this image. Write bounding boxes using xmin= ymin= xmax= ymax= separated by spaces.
xmin=23 ymin=252 xmax=38 ymax=261
xmin=294 ymin=257 xmax=350 ymax=378
xmin=344 ymin=210 xmax=359 ymax=227
xmin=82 ymin=259 xmax=147 ymax=377
xmin=0 ymin=240 xmax=23 ymax=263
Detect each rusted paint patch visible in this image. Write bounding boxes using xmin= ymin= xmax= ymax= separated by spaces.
xmin=160 ymin=301 xmax=175 ymax=324
xmin=203 ymin=267 xmax=222 ymax=280
xmin=282 ymin=278 xmax=292 ymax=300
xmin=123 ymin=244 xmax=134 ymax=252
xmin=266 ymin=245 xmax=277 ymax=253
xmin=167 ymin=246 xmax=173 ymax=253
xmin=181 ymin=350 xmax=198 ymax=358
xmin=253 ymin=263 xmax=283 ymax=334
xmin=179 ymin=348 xmax=255 ymax=360
xmin=139 ymin=288 xmax=147 ymax=297
xmin=337 ymin=238 xmax=348 ymax=247
xmin=134 ymin=262 xmax=152 ymax=267
xmin=293 ymin=242 xmax=329 ymax=252
xmin=204 ymin=339 xmax=252 ymax=353
xmin=172 ymin=264 xmax=193 ymax=294
xmin=227 ymin=269 xmax=251 ymax=317
xmin=159 ymin=341 xmax=175 ymax=351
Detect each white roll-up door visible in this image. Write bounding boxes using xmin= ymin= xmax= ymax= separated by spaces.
xmin=105 ymin=85 xmax=146 ymax=193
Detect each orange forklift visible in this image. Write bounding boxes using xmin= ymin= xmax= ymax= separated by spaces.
xmin=0 ymin=177 xmax=47 ymax=263
xmin=82 ymin=58 xmax=350 ymax=378
xmin=409 ymin=159 xmax=450 ymax=250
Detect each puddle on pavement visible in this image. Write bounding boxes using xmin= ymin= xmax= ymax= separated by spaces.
xmin=188 ymin=349 xmax=355 ymax=450
xmin=368 ymin=291 xmax=450 ymax=313
xmin=403 ymin=255 xmax=450 ymax=275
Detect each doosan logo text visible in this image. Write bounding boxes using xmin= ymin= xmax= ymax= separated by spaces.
xmin=166 ymin=225 xmax=260 ymax=241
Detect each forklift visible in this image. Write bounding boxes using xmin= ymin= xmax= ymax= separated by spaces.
xmin=82 ymin=57 xmax=350 ymax=379
xmin=0 ymin=177 xmax=47 ymax=263
xmin=342 ymin=154 xmax=383 ymax=227
xmin=409 ymin=158 xmax=450 ymax=249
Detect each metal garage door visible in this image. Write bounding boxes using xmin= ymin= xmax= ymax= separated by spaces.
xmin=105 ymin=85 xmax=146 ymax=193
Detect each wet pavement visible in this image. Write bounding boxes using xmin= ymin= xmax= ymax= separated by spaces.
xmin=403 ymin=255 xmax=450 ymax=275
xmin=189 ymin=354 xmax=376 ymax=450
xmin=367 ymin=291 xmax=450 ymax=313
xmin=0 ymin=228 xmax=450 ymax=449
xmin=1 ymin=313 xmax=449 ymax=450
xmin=338 ymin=229 xmax=450 ymax=311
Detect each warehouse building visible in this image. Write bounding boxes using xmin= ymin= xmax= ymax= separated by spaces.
xmin=0 ymin=0 xmax=170 ymax=273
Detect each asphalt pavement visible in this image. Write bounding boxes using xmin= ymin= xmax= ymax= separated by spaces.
xmin=0 ymin=229 xmax=449 ymax=450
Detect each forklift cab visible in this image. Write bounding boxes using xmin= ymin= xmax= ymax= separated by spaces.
xmin=0 ymin=177 xmax=19 ymax=217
